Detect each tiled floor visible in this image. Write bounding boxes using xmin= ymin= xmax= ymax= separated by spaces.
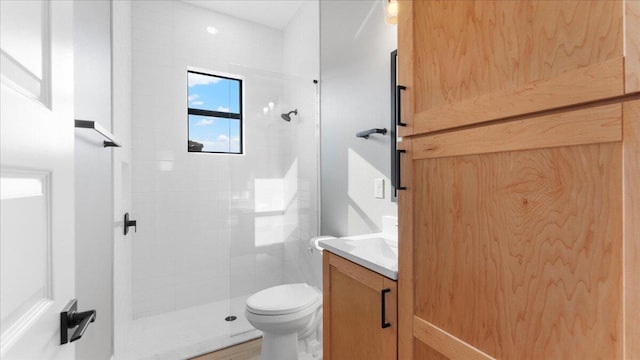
xmin=126 ymin=296 xmax=260 ymax=360
xmin=190 ymin=339 xmax=261 ymax=360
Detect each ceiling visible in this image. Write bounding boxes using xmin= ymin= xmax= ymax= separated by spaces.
xmin=182 ymin=0 xmax=303 ymax=30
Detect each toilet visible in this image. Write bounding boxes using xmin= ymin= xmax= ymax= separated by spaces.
xmin=246 ymin=283 xmax=322 ymax=360
xmin=245 ymin=237 xmax=330 ymax=360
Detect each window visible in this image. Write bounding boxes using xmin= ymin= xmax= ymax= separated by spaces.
xmin=187 ymin=70 xmax=243 ymax=154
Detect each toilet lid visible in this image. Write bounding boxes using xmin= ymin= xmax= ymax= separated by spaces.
xmin=246 ymin=283 xmax=320 ymax=316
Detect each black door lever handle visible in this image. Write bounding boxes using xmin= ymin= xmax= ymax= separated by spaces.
xmin=124 ymin=212 xmax=137 ymax=235
xmin=69 ymin=310 xmax=96 ymax=342
xmin=60 ymin=299 xmax=96 ymax=344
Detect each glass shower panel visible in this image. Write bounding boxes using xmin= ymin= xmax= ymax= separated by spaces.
xmin=227 ymin=77 xmax=321 ymax=337
xmin=226 ymin=0 xmax=321 ymax=338
xmin=226 ymin=66 xmax=287 ymax=336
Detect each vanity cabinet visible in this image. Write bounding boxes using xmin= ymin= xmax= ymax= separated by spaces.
xmin=397 ymin=1 xmax=640 ymax=359
xmin=323 ymin=251 xmax=397 ymax=360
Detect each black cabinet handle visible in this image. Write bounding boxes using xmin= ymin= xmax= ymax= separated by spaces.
xmin=396 ymin=85 xmax=407 ymax=127
xmin=381 ymin=288 xmax=391 ymax=329
xmin=124 ymin=212 xmax=137 ymax=235
xmin=396 ymin=149 xmax=406 ymax=190
xmin=60 ymin=299 xmax=96 ymax=345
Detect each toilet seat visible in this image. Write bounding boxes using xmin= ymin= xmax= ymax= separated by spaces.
xmin=246 ymin=283 xmax=321 ymax=316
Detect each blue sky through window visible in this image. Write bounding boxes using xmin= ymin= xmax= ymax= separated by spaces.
xmin=188 ymin=72 xmax=240 ymax=113
xmin=187 ymin=71 xmax=241 ymax=153
xmin=229 ymin=119 xmax=240 ymax=153
xmin=188 ymin=115 xmax=240 ymax=153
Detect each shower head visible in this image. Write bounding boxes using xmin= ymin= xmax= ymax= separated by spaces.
xmin=281 ymin=109 xmax=298 ymax=122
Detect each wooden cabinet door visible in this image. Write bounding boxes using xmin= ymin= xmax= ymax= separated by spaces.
xmin=396 ymin=2 xmax=640 ymax=359
xmin=323 ymin=251 xmax=397 ymax=360
xmin=397 ymin=0 xmax=640 ymax=137
xmin=398 ymin=101 xmax=640 ymax=359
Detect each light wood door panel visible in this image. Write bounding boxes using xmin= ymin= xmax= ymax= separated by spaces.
xmin=411 ymin=58 xmax=624 ymax=135
xmin=413 ymin=317 xmax=494 ymax=360
xmin=331 ymin=269 xmax=384 ymax=360
xmin=625 ymin=1 xmax=640 ymax=93
xmin=412 ymin=0 xmax=623 ymax=112
xmin=397 ymin=0 xmax=414 ymax=138
xmin=323 ymin=252 xmax=397 ymax=360
xmin=397 ymin=140 xmax=415 ymax=360
xmin=412 ymin=103 xmax=622 ymax=160
xmin=397 ymin=2 xmax=639 ymax=359
xmin=623 ymin=99 xmax=640 ymax=359
xmin=412 ymin=142 xmax=622 ymax=359
xmin=415 ymin=339 xmax=449 ymax=360
xmin=397 ymin=0 xmax=640 ymax=136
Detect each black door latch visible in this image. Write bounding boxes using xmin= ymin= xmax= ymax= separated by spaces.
xmin=124 ymin=212 xmax=137 ymax=235
xmin=60 ymin=299 xmax=96 ymax=344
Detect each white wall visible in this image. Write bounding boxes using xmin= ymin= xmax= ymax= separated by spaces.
xmin=320 ymin=0 xmax=398 ymax=237
xmin=73 ymin=1 xmax=113 ymax=358
xmin=131 ymin=0 xmax=318 ymax=318
xmin=112 ymin=0 xmax=133 ymax=358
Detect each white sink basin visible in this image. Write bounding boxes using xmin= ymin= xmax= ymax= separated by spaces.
xmin=318 ymin=232 xmax=398 ymax=280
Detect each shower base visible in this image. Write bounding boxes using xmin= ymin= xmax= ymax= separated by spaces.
xmin=125 ymin=296 xmax=260 ymax=360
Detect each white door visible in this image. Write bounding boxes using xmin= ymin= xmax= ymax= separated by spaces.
xmin=1 ymin=1 xmax=76 ymax=359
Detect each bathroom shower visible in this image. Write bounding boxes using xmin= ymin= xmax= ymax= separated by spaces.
xmin=281 ymin=109 xmax=298 ymax=121
xmin=123 ymin=1 xmax=320 ymax=358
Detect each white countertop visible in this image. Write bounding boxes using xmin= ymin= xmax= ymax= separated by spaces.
xmin=318 ymin=231 xmax=398 ymax=280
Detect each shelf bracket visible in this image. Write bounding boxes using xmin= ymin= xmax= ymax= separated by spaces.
xmin=75 ymin=120 xmax=121 ymax=148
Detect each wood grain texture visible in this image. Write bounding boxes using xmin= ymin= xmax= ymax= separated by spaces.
xmin=324 ymin=251 xmax=397 ymax=360
xmin=413 ymin=104 xmax=622 ymax=160
xmin=413 ymin=317 xmax=495 ymax=360
xmin=623 ymin=99 xmax=640 ymax=359
xmin=398 ymin=0 xmax=414 ymax=137
xmin=330 ymin=269 xmax=383 ymax=360
xmin=323 ymin=251 xmax=332 ymax=359
xmin=412 ymin=58 xmax=624 ymax=135
xmin=415 ymin=339 xmax=450 ymax=360
xmin=626 ymin=0 xmax=640 ymax=93
xmin=412 ymin=0 xmax=623 ymax=115
xmin=398 ymin=139 xmax=414 ymax=360
xmin=328 ymin=251 xmax=381 ymax=291
xmin=190 ymin=339 xmax=261 ymax=360
xmin=383 ymin=277 xmax=398 ymax=359
xmin=413 ymin=143 xmax=623 ymax=359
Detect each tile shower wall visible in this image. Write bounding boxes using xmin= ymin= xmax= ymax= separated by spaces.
xmin=131 ymin=1 xmax=308 ymax=318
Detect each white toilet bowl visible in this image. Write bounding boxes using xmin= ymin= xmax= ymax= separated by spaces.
xmin=245 ymin=283 xmax=322 ymax=360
